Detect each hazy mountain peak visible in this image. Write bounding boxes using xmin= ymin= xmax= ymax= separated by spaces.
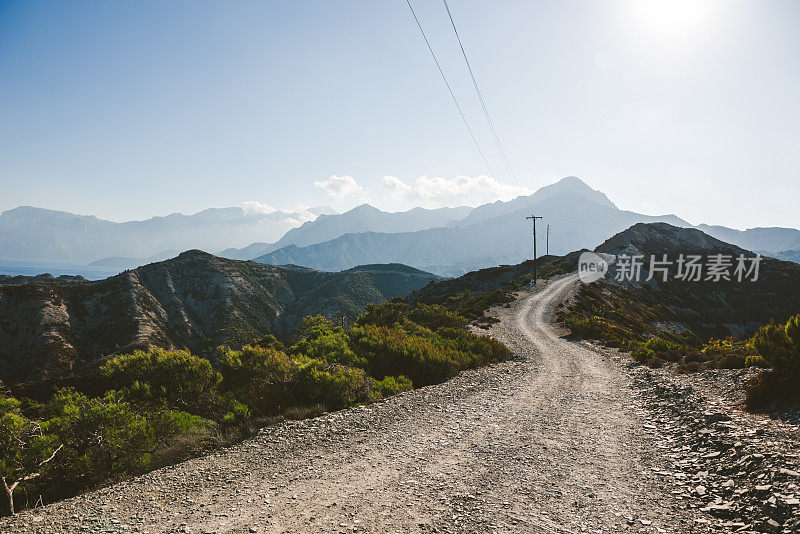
xmin=348 ymin=203 xmax=382 ymax=214
xmin=2 ymin=206 xmax=99 ymax=221
xmin=530 ymin=176 xmax=617 ymax=209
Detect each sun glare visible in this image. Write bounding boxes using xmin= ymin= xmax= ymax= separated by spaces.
xmin=627 ymin=0 xmax=716 ymax=46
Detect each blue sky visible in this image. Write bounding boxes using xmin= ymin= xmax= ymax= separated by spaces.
xmin=1 ymin=0 xmax=798 ymax=229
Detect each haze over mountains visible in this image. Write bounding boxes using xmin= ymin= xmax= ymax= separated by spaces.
xmin=0 ymin=204 xmax=335 ymax=265
xmin=249 ymin=177 xmax=800 ymax=275
xmin=219 ymin=204 xmax=472 ymax=260
xmin=254 ymin=177 xmax=694 ymax=275
xmin=3 ymin=177 xmax=800 ymax=277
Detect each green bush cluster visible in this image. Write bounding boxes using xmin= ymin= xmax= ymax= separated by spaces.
xmin=751 ymin=315 xmax=800 ymax=375
xmin=0 ymin=301 xmax=505 ymax=515
xmin=0 ymin=385 xmax=208 ymax=515
xmin=559 ymin=284 xmax=768 ymax=372
xmin=562 ymin=315 xmax=637 ymax=348
xmin=746 ymin=314 xmax=800 ymax=406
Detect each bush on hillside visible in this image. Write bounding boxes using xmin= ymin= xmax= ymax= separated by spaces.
xmin=745 ymin=314 xmax=800 ymax=407
xmin=0 ymin=298 xmax=509 ymax=516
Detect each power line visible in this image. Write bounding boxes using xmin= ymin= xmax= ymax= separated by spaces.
xmin=441 ymin=0 xmax=531 ymax=211
xmin=404 ymin=0 xmax=528 ymax=225
xmin=404 ymin=0 xmax=497 ymax=179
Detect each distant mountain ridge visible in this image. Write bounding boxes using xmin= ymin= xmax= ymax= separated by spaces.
xmin=0 ymin=251 xmax=441 ymax=383
xmin=253 ymin=177 xmax=693 ymax=276
xmin=0 ymin=205 xmax=336 ymax=264
xmin=695 ymin=224 xmax=800 ymax=256
xmin=218 ymin=204 xmax=472 ymax=260
xmin=448 ymin=176 xmax=617 ymax=228
xmin=6 ymin=177 xmax=800 ymax=275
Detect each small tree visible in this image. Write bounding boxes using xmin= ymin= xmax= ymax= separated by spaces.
xmin=0 ymin=396 xmax=61 ymax=515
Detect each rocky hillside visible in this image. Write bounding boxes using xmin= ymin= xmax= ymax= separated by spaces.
xmin=407 ymin=253 xmax=582 ymax=323
xmin=565 ymin=223 xmax=800 ymax=342
xmin=596 ymin=222 xmax=748 ymax=257
xmin=0 ymin=251 xmax=440 ymax=384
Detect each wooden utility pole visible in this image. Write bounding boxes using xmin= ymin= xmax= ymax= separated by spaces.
xmin=526 ymin=215 xmax=543 ymax=285
xmin=546 ymin=224 xmax=550 ymax=256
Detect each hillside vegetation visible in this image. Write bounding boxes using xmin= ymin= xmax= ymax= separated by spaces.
xmin=559 ymin=223 xmax=800 ymax=407
xmin=0 ymin=251 xmax=440 ymax=384
xmin=0 ymin=300 xmax=507 ymax=515
xmin=409 ymin=253 xmax=582 ymax=325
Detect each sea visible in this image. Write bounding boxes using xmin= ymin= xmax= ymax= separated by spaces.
xmin=0 ymin=260 xmax=121 ymax=281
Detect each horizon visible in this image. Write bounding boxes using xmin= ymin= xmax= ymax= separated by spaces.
xmin=2 ymin=1 xmax=799 ymax=229
xmin=2 ymin=174 xmax=796 ymax=233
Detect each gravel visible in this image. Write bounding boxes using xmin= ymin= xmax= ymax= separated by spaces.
xmin=3 ymin=275 xmax=796 ymax=533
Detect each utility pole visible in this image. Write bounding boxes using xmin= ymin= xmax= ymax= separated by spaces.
xmin=526 ymin=215 xmax=543 ymax=286
xmin=546 ymin=224 xmax=550 ymax=256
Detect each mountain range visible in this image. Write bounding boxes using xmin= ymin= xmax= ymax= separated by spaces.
xmin=4 ymin=177 xmax=800 ymax=277
xmin=0 ymin=251 xmax=441 ymax=384
xmin=218 ymin=204 xmax=472 ymax=260
xmin=0 ymin=205 xmax=335 ymax=264
xmin=249 ymin=177 xmax=800 ymax=276
xmin=253 ymin=177 xmax=693 ymax=275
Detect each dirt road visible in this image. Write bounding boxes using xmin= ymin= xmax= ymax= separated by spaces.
xmin=3 ymin=275 xmax=705 ymax=533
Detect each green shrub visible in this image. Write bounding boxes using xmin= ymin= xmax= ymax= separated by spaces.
xmin=744 ymin=354 xmax=768 ymax=368
xmin=409 ymin=304 xmax=468 ymax=330
xmin=291 ymin=324 xmax=362 ymax=367
xmin=100 ymin=349 xmax=228 ymax=418
xmin=219 ymin=345 xmax=292 ymax=415
xmin=563 ymin=315 xmax=637 ymax=347
xmin=751 ymin=316 xmax=800 ymax=376
xmin=356 ymin=302 xmax=409 ymax=328
xmin=0 ymin=395 xmax=60 ymax=515
xmin=251 ymin=334 xmax=285 ymax=352
xmin=43 ymin=388 xmax=206 ymax=491
xmin=349 ymin=323 xmax=506 ymax=387
xmin=644 ymin=337 xmax=679 ymax=353
xmin=745 ymin=314 xmax=800 ymax=406
xmin=631 ymin=345 xmax=656 ymax=364
xmin=744 ymin=370 xmax=795 ymax=407
xmin=371 ymin=375 xmax=413 ymax=400
xmin=288 ymin=357 xmax=371 ymax=410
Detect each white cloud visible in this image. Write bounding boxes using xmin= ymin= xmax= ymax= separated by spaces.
xmin=241 ymin=201 xmax=277 ymax=215
xmin=281 ymin=203 xmax=318 ymax=226
xmin=313 ymin=175 xmax=363 ymax=199
xmin=241 ymin=201 xmax=320 ymax=228
xmin=381 ymin=174 xmax=530 ymax=208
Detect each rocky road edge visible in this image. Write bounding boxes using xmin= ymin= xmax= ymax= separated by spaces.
xmin=582 ymin=341 xmax=800 ymax=533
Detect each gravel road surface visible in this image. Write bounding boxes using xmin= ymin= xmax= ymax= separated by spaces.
xmin=2 ymin=275 xmax=707 ymax=533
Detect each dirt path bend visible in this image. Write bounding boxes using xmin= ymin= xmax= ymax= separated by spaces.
xmin=2 ymin=275 xmax=706 ymax=534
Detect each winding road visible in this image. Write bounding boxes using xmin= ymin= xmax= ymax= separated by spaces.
xmin=3 ymin=275 xmax=703 ymax=533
